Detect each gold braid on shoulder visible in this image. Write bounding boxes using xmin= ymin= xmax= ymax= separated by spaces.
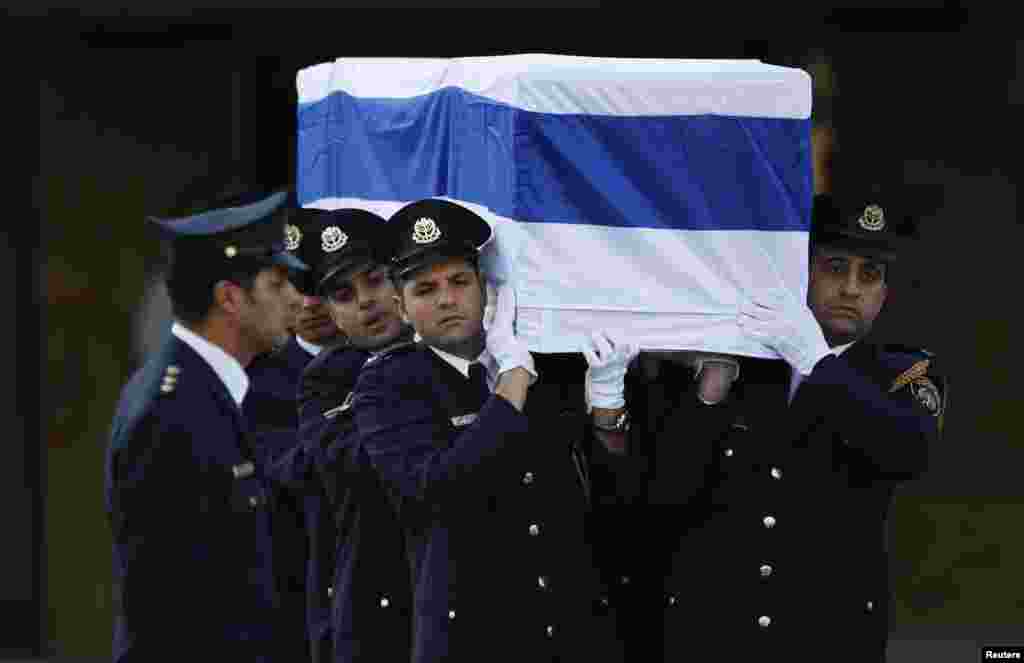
xmin=888 ymin=359 xmax=930 ymax=393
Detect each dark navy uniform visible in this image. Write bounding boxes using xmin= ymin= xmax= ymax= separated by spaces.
xmin=351 ymin=198 xmax=625 ymax=662
xmin=246 ymin=336 xmax=315 ymax=437
xmin=621 ymin=194 xmax=948 ymax=662
xmin=253 ymin=205 xmax=393 ymax=663
xmin=245 ymin=336 xmax=319 ymax=661
xmin=624 ymin=342 xmax=945 ymax=661
xmin=286 ymin=206 xmax=411 ymax=662
xmin=298 ymin=342 xmax=413 ymax=663
xmin=353 ymin=344 xmax=624 ymax=663
xmin=105 ymin=189 xmax=309 ymax=662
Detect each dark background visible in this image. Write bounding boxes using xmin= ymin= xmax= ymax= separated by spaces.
xmin=17 ymin=6 xmax=1020 ymax=660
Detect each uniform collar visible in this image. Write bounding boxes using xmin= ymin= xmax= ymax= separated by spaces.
xmin=832 ymin=341 xmax=855 ymax=357
xmin=294 ymin=335 xmax=323 ymax=357
xmin=171 ymin=322 xmax=249 ymax=406
xmin=429 ymin=345 xmax=497 ymax=382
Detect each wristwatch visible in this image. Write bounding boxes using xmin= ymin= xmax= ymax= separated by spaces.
xmin=592 ymin=409 xmax=631 ymax=433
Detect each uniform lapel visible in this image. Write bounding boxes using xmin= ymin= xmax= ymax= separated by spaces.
xmin=171 ymin=337 xmax=254 ymax=458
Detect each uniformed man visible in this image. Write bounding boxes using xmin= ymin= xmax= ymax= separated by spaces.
xmin=351 ymin=198 xmax=625 ymax=663
xmin=105 ymin=188 xmax=309 ymax=662
xmin=616 ymin=192 xmax=948 ymax=661
xmin=290 ymin=208 xmax=414 ymax=663
xmin=244 ymin=204 xmax=349 ymax=663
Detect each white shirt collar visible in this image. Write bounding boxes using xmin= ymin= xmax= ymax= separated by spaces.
xmin=429 ymin=345 xmax=497 ymax=385
xmin=171 ymin=322 xmax=250 ymax=406
xmin=295 ymin=335 xmax=323 ymax=357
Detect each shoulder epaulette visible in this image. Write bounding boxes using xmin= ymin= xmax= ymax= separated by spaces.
xmin=159 ymin=364 xmax=182 ymax=395
xmin=889 ymin=359 xmax=930 ymax=393
xmin=882 ymin=343 xmax=935 ymax=359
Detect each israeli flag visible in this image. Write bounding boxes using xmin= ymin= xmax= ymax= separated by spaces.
xmin=296 ymin=55 xmax=812 ymax=355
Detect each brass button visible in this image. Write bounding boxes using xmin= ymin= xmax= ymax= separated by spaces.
xmin=523 ymin=472 xmax=534 ymax=485
xmin=545 ymin=625 xmax=554 ymax=637
xmin=224 ymin=245 xmax=238 ymax=258
xmin=758 ymin=615 xmax=771 ymax=628
xmin=448 ymin=610 xmax=456 ymax=620
xmin=724 ymin=448 xmax=734 ymax=457
xmin=667 ymin=595 xmax=677 ymax=606
xmin=160 ymin=384 xmax=175 ymax=394
xmin=537 ymin=576 xmax=548 ymax=589
xmin=528 ymin=524 xmax=540 ymax=537
xmin=866 ymin=600 xmax=874 ymax=612
xmin=380 ymin=597 xmax=390 ymax=608
xmin=620 ymin=575 xmax=630 ymax=585
xmin=327 ymin=586 xmax=333 ymax=598
xmin=759 ymin=564 xmax=773 ymax=577
xmin=248 ymin=495 xmax=260 ymax=508
xmin=770 ymin=467 xmax=782 ymax=480
xmin=763 ymin=515 xmax=776 ymax=528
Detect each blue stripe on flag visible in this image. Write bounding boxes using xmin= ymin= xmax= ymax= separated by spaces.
xmin=297 ymin=88 xmax=811 ymax=232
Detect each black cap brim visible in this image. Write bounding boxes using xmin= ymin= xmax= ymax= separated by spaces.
xmin=318 ymin=254 xmax=380 ymax=294
xmin=814 ymin=230 xmax=901 ymax=261
xmin=269 ymin=250 xmax=310 ymax=272
xmin=392 ymin=242 xmax=480 ymax=280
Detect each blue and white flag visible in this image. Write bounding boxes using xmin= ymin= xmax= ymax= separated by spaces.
xmin=296 ymin=55 xmax=813 ymax=355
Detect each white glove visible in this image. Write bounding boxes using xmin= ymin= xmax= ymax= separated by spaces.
xmin=738 ymin=288 xmax=830 ymax=376
xmin=582 ymin=331 xmax=638 ymax=410
xmin=484 ymin=282 xmax=537 ymax=381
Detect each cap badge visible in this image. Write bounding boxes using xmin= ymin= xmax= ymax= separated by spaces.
xmin=322 ymin=226 xmax=348 ymax=253
xmin=412 ymin=217 xmax=441 ymax=244
xmin=858 ymin=204 xmax=886 ymax=232
xmin=224 ymin=245 xmax=238 ymax=258
xmin=284 ymin=224 xmax=303 ymax=251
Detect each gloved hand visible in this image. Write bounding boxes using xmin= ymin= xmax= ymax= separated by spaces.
xmin=738 ymin=288 xmax=831 ymax=376
xmin=484 ymin=282 xmax=537 ymax=381
xmin=692 ymin=353 xmax=740 ymax=405
xmin=582 ymin=331 xmax=638 ymax=410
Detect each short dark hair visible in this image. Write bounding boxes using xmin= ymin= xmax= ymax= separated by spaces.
xmin=167 ymin=258 xmax=263 ymax=326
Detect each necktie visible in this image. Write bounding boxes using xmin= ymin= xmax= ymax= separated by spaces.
xmin=468 ymin=362 xmax=491 ymax=404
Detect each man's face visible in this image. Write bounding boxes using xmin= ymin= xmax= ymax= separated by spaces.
xmin=808 ymin=246 xmax=888 ymax=346
xmin=323 ymin=264 xmax=404 ymax=351
xmin=237 ymin=265 xmax=302 ymax=355
xmin=295 ymin=291 xmax=342 ymax=346
xmin=398 ymin=257 xmax=485 ymax=357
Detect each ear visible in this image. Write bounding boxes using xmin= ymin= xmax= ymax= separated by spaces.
xmin=878 ymin=280 xmax=890 ymax=310
xmin=212 ymin=280 xmax=244 ymax=316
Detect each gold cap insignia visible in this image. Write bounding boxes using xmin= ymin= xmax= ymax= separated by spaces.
xmin=322 ymin=226 xmax=348 ymax=253
xmin=412 ymin=217 xmax=442 ymax=244
xmin=858 ymin=204 xmax=886 ymax=232
xmin=284 ymin=224 xmax=302 ymax=251
xmin=224 ymin=245 xmax=238 ymax=258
